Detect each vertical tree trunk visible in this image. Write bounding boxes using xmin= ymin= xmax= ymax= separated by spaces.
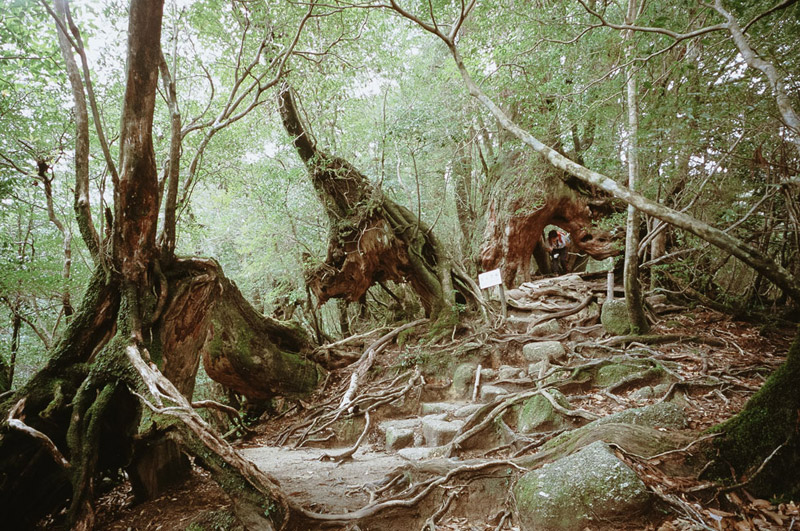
xmin=453 ymin=138 xmax=475 ymax=262
xmin=8 ymin=313 xmax=20 ymax=388
xmin=53 ymin=0 xmax=101 ymax=263
xmin=622 ymin=0 xmax=649 ymax=334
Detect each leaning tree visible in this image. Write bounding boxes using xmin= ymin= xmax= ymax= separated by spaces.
xmin=278 ymin=84 xmax=485 ymax=321
xmin=0 ymin=1 xmax=325 ymax=528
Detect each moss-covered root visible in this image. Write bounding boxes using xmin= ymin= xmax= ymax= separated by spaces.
xmin=165 ymin=418 xmax=288 ymax=530
xmin=66 ymin=380 xmax=139 ymax=529
xmin=709 ymin=325 xmax=800 ymax=499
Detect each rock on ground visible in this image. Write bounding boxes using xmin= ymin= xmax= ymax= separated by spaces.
xmin=601 ymin=299 xmax=631 ymax=335
xmin=515 ymin=389 xmax=573 ymax=433
xmin=522 ymin=341 xmax=567 ymax=363
xmin=513 ymin=440 xmax=650 ymax=531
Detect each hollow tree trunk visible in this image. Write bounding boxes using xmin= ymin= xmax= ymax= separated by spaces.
xmin=480 ymin=190 xmax=620 ymax=288
xmin=278 ymin=84 xmax=474 ymax=319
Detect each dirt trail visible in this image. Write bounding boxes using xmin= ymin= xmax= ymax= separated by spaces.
xmin=240 ymin=446 xmax=408 ymax=513
xmin=92 ymin=275 xmax=797 ymax=530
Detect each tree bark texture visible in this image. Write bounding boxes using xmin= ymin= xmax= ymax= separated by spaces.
xmin=278 ymin=84 xmax=467 ymax=318
xmin=710 ymin=325 xmax=800 ymax=499
xmin=479 ymin=166 xmax=620 ymax=288
xmin=622 ymin=0 xmax=650 ymax=334
xmin=53 ymin=0 xmax=101 ymax=263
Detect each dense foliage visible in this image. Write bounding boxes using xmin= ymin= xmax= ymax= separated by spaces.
xmin=1 ymin=0 xmax=798 ymax=382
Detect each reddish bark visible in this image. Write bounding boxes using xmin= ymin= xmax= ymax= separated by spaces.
xmin=279 ymin=85 xmax=461 ymax=317
xmin=481 ymin=194 xmax=619 ymax=287
xmin=159 ymin=259 xmax=321 ymax=400
xmin=113 ymin=0 xmax=163 ymax=308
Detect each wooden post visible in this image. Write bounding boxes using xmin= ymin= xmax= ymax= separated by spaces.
xmin=498 ymin=284 xmax=508 ymax=321
xmin=607 ymin=269 xmax=615 ymax=301
xmin=472 ymin=364 xmax=482 ymax=402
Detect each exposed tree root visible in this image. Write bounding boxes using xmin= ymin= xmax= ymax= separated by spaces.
xmin=599 ymin=334 xmax=727 ymax=348
xmin=126 ymin=342 xmax=290 ymax=529
xmin=6 ymin=398 xmax=70 ymax=469
xmin=421 ymin=486 xmax=462 ymax=531
xmin=296 ymin=460 xmax=524 ymax=523
xmin=526 ymin=293 xmax=595 ymax=328
xmin=319 ymin=410 xmax=372 ymax=463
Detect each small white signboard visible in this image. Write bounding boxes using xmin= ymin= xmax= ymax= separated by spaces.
xmin=478 ymin=268 xmax=503 ymax=289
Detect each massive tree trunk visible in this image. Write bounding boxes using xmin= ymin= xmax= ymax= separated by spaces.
xmin=278 ymin=84 xmax=478 ymax=319
xmin=157 ymin=258 xmax=322 ymax=400
xmin=480 ymin=166 xmax=620 ymax=287
xmin=709 ymin=325 xmax=800 ymax=499
xmin=0 ymin=2 xmax=317 ymax=528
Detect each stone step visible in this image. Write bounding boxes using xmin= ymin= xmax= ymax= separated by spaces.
xmin=479 ymin=384 xmax=510 ymax=403
xmin=420 ymin=402 xmax=483 ymax=418
xmin=421 ymin=416 xmax=465 ymax=447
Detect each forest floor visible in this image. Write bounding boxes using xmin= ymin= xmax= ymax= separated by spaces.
xmin=92 ymin=278 xmax=799 ymax=531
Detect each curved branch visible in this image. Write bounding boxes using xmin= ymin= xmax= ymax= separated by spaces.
xmin=6 ymin=399 xmax=70 ymax=469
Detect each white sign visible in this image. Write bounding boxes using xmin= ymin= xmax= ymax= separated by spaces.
xmin=478 ymin=269 xmax=503 ymax=289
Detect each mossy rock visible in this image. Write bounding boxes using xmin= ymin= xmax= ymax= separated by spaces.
xmin=527 ymin=319 xmax=562 ymax=337
xmin=450 ymin=362 xmax=478 ymax=399
xmin=515 ymin=390 xmax=572 ymax=433
xmin=586 ymin=257 xmax=614 ymax=273
xmin=522 ymin=341 xmax=566 ymax=363
xmin=528 ymin=361 xmax=566 ymax=387
xmin=513 ymin=440 xmax=650 ymax=531
xmin=601 ymin=299 xmax=631 ymax=335
xmin=593 ymin=358 xmax=670 ymax=389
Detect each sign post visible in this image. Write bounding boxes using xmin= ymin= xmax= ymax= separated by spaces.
xmin=478 ymin=269 xmax=507 ymax=321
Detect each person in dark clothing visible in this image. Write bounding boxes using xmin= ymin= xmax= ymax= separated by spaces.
xmin=547 ymin=229 xmax=571 ymax=274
